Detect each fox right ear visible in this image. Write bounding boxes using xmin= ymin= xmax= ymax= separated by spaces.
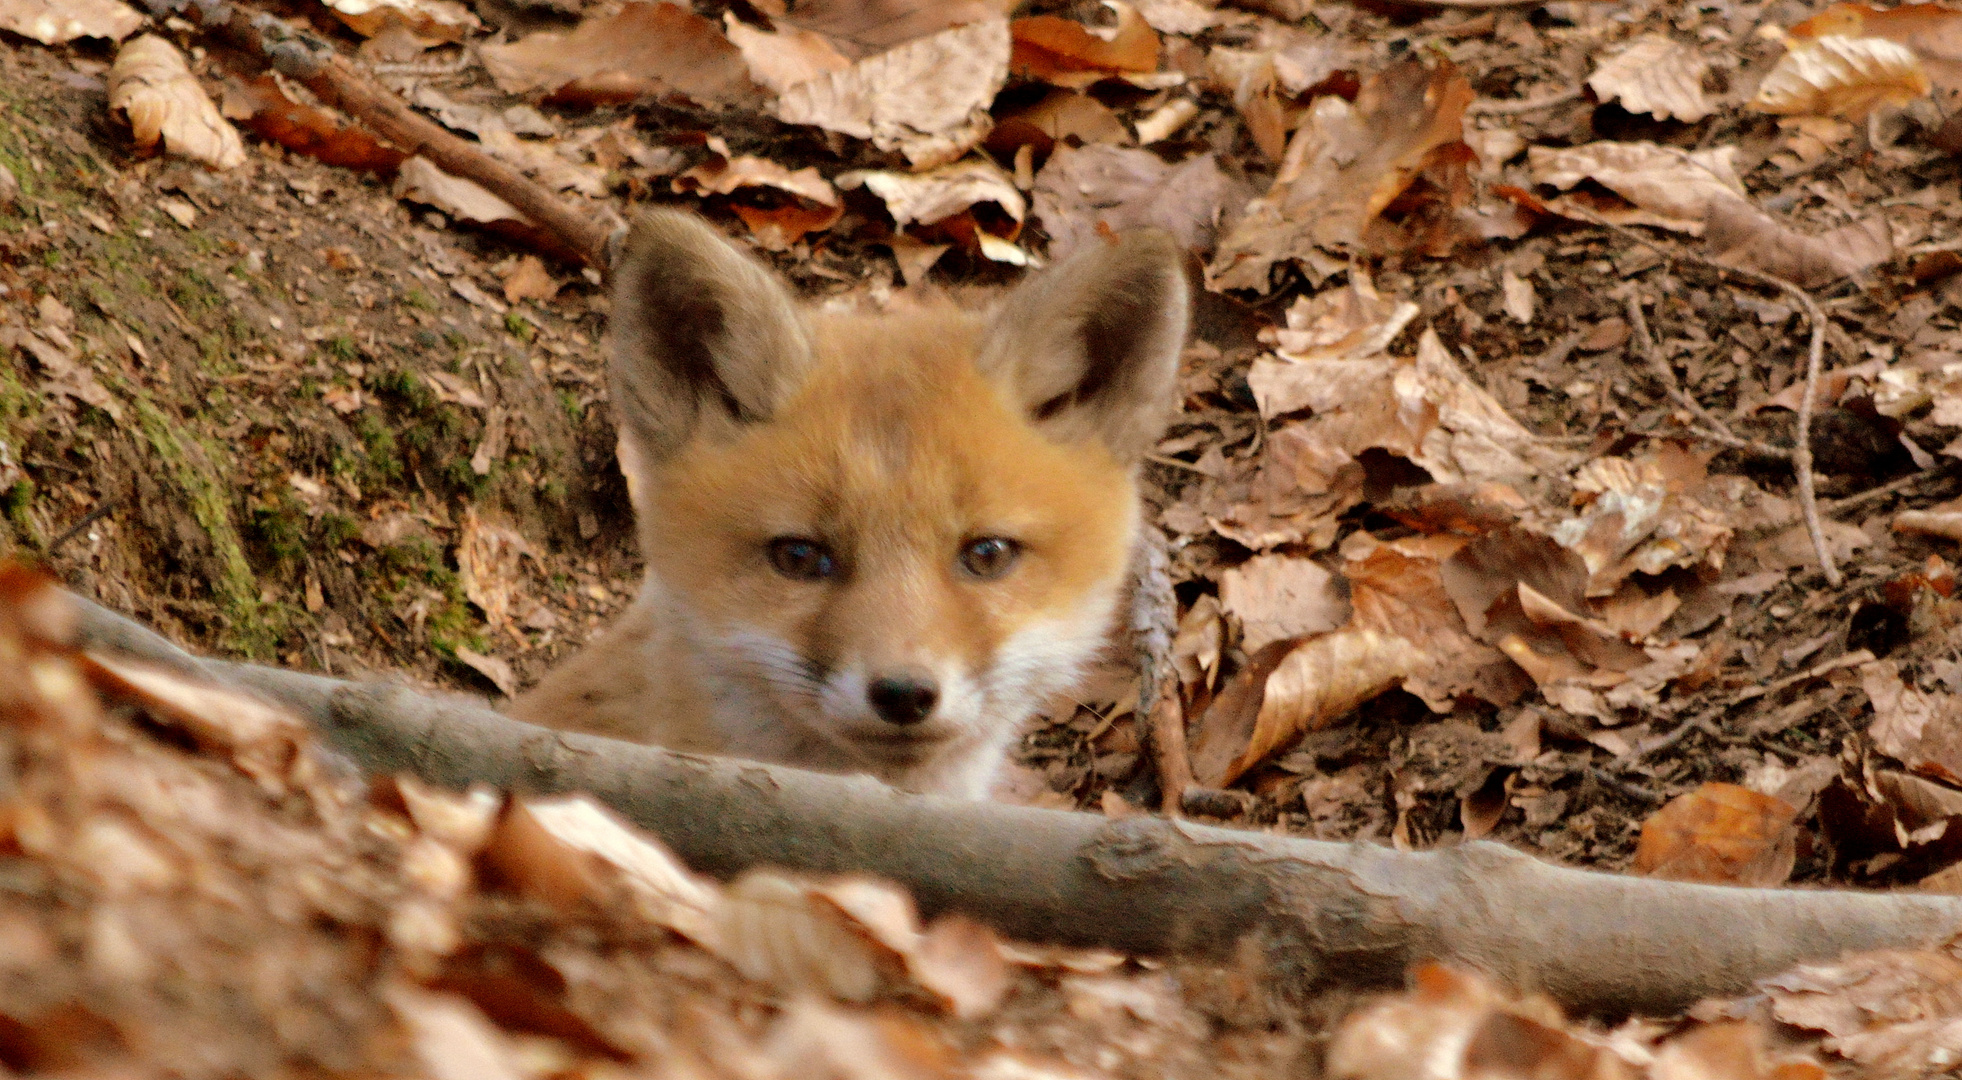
xmin=608 ymin=210 xmax=814 ymax=468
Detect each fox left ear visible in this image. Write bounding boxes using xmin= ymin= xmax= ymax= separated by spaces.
xmin=977 ymin=231 xmax=1189 ymax=463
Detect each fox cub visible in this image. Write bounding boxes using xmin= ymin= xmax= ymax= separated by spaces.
xmin=511 ymin=210 xmax=1189 ymax=799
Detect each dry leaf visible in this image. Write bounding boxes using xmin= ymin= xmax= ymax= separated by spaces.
xmin=1761 ymin=949 xmax=1962 ymax=1071
xmin=485 ymin=795 xmax=720 ymax=942
xmin=452 ymin=646 xmax=516 ymax=696
xmin=1329 ymin=965 xmax=1626 ymax=1080
xmin=724 ymin=13 xmax=853 ymax=95
xmin=0 ymin=0 xmax=142 ymax=44
xmin=1259 ymin=273 xmax=1418 ymax=374
xmin=1861 ymin=660 xmax=1962 ymax=786
xmin=480 ymin=3 xmax=759 ymax=108
xmin=1704 ymin=197 xmax=1893 ymax=289
xmin=1633 ymin=782 xmax=1800 ymax=886
xmin=991 ymin=89 xmax=1129 ymax=158
xmin=1011 ymin=2 xmax=1161 ymax=89
xmin=1029 ymin=145 xmax=1234 ymax=261
xmin=777 ymin=18 xmax=1011 ymax=168
xmin=1753 ymin=34 xmax=1932 ymax=118
xmin=1551 ymin=444 xmax=1738 ymax=596
xmin=222 ymin=75 xmax=407 ymax=174
xmin=83 ymin=653 xmax=308 ymax=791
xmin=1209 ymin=58 xmax=1474 ymax=291
xmin=388 ymin=988 xmax=528 ymax=1080
xmin=838 ymin=158 xmax=1023 ymax=230
xmin=1224 ymin=629 xmax=1415 ymax=785
xmin=456 ymin=507 xmax=533 ymax=631
xmin=500 ymin=256 xmax=559 ymax=304
xmin=1346 ymin=534 xmax=1520 ymax=712
xmin=1588 ymin=35 xmax=1715 ymax=122
xmin=755 ymin=0 xmax=1010 ymax=59
xmin=395 ymin=155 xmax=528 ymax=226
xmin=109 ymin=36 xmax=247 ymax=170
xmin=323 ymin=0 xmax=478 ymax=46
xmin=1528 ymin=141 xmax=1746 ymax=234
xmin=1217 ymin=554 xmax=1350 ymax=653
xmin=1171 ymin=593 xmax=1223 ymax=693
xmin=674 ymin=136 xmax=843 ymax=249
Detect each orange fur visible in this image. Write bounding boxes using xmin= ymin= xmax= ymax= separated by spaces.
xmin=511 ymin=211 xmax=1188 ymax=798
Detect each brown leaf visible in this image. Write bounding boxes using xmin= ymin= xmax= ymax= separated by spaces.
xmin=1760 ymin=949 xmax=1962 ymax=1071
xmin=1224 ymin=628 xmax=1416 ymax=786
xmin=1186 ymin=639 xmax=1296 ymax=787
xmin=1862 ymin=659 xmax=1962 ymax=785
xmin=724 ymin=14 xmax=853 ymax=95
xmin=1588 ymin=35 xmax=1715 ymax=122
xmin=455 ymin=507 xmax=534 ymax=631
xmin=1753 ymin=34 xmax=1931 ymax=118
xmin=0 ymin=0 xmax=142 ymax=44
xmin=1705 ymin=197 xmax=1893 ymax=289
xmin=480 ymin=3 xmax=760 ymax=108
xmin=1011 ymin=2 xmax=1161 ymax=88
xmin=1633 ymin=783 xmax=1800 ymax=886
xmin=1209 ymin=58 xmax=1473 ymax=291
xmin=673 ymin=136 xmax=842 ymax=249
xmin=1029 ymin=144 xmax=1236 ymax=262
xmin=1528 ymin=141 xmax=1747 ymax=235
xmin=109 ymin=35 xmax=246 ymax=170
xmin=776 ymin=18 xmax=1010 ymax=168
xmin=324 ymin=0 xmax=478 ymax=46
xmin=754 ymin=0 xmax=1011 ymax=59
xmin=1347 ymin=534 xmax=1517 ymax=711
xmin=499 ymin=256 xmax=559 ymax=304
xmin=222 ymin=75 xmax=407 ymax=174
xmin=1217 ymin=554 xmax=1350 ymax=654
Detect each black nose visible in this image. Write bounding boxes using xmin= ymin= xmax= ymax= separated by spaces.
xmin=868 ymin=674 xmax=938 ymax=726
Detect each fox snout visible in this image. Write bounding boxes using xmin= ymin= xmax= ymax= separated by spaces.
xmin=866 ymin=671 xmax=937 ymax=726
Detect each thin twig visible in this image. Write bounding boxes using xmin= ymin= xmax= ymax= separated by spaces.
xmin=1588 ymin=219 xmax=1841 ymax=586
xmin=1728 ymin=649 xmax=1875 ymax=708
xmin=1624 ymin=293 xmax=1787 ymax=457
xmin=48 ymin=501 xmax=119 ymax=555
xmin=1821 ymin=464 xmax=1957 ymax=517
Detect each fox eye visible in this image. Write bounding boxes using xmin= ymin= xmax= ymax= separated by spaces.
xmin=958 ymin=537 xmax=1020 ymax=580
xmin=768 ymin=537 xmax=839 ymax=581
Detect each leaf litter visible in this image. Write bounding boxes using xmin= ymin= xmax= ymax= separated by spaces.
xmin=13 ymin=0 xmax=1962 ymax=1070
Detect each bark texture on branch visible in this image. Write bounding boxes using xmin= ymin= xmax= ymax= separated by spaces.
xmin=72 ymin=595 xmax=1962 ymax=1016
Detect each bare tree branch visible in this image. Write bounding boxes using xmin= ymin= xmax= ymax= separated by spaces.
xmin=71 ymin=593 xmax=1962 ymax=1017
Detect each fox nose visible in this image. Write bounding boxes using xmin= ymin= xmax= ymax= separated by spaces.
xmin=867 ymin=673 xmax=939 ymax=726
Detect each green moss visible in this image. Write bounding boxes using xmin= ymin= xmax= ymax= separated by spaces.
xmin=131 ymin=397 xmax=280 ymax=657
xmin=377 ymin=537 xmax=482 ymax=658
xmin=502 ymin=311 xmax=536 ymax=343
xmin=250 ymin=487 xmax=309 ymax=565
xmin=353 ymin=412 xmax=402 ymax=480
xmin=167 ymin=268 xmax=224 ymax=317
xmin=401 ymin=287 xmax=436 ymax=311
xmin=321 ymin=512 xmax=361 ymax=548
xmin=3 ymin=478 xmax=39 ymax=550
xmin=325 ymin=335 xmax=359 ymax=362
xmin=557 ymin=388 xmax=583 ymax=423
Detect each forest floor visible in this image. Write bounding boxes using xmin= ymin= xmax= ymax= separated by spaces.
xmin=5 ymin=0 xmax=1962 ymax=1074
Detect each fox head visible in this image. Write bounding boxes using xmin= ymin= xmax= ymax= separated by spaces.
xmin=607 ymin=210 xmax=1188 ymax=797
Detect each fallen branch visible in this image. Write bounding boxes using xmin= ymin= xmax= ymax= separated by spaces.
xmin=68 ymin=592 xmax=1962 ymax=1016
xmin=169 ymin=2 xmax=614 ymax=268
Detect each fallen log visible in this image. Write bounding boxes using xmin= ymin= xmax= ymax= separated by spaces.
xmin=70 ymin=591 xmax=1962 ymax=1016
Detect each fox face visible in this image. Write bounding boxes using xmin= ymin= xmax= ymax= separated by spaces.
xmin=521 ymin=210 xmax=1188 ymax=798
